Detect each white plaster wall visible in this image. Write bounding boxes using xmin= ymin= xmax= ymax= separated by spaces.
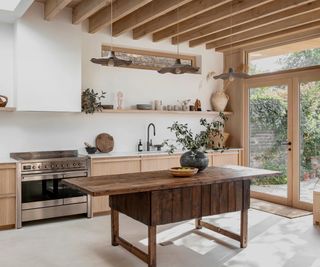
xmin=0 ymin=22 xmax=14 ymax=107
xmin=0 ymin=3 xmax=224 ymax=158
xmin=15 ymin=3 xmax=82 ymax=111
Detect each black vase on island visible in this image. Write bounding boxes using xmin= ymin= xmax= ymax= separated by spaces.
xmin=180 ymin=150 xmax=209 ymax=172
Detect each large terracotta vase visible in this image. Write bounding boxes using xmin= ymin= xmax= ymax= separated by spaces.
xmin=211 ymin=90 xmax=229 ymax=112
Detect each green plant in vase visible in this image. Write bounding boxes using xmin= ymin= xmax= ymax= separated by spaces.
xmin=163 ymin=113 xmax=227 ymax=171
xmin=81 ymin=88 xmax=106 ymax=114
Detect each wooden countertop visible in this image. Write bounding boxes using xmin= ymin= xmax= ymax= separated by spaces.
xmin=63 ymin=165 xmax=279 ymax=197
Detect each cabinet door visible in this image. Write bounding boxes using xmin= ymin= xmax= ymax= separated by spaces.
xmin=141 ymin=156 xmax=170 ymax=172
xmin=212 ymin=152 xmax=240 ymax=166
xmin=0 ymin=164 xmax=16 ymax=195
xmin=91 ymin=158 xmax=141 ymax=176
xmin=0 ymin=164 xmax=16 ymax=229
xmin=141 ymin=155 xmax=181 ymax=172
xmin=0 ymin=197 xmax=16 ymax=228
xmin=91 ymin=158 xmax=140 ymax=215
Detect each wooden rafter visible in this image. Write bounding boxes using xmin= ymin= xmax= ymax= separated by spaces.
xmin=152 ymin=0 xmax=272 ymax=42
xmin=213 ymin=21 xmax=320 ymax=51
xmin=206 ymin=9 xmax=320 ymax=49
xmin=89 ymin=0 xmax=151 ymax=34
xmin=73 ymin=0 xmax=109 ymax=24
xmin=112 ymin=0 xmax=192 ymax=37
xmin=171 ymin=0 xmax=315 ymax=45
xmin=44 ymin=0 xmax=72 ymax=20
xmin=235 ymin=28 xmax=320 ymax=53
xmin=132 ymin=0 xmax=231 ymax=40
xmin=190 ymin=0 xmax=320 ymax=47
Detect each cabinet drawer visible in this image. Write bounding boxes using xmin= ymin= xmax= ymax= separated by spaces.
xmin=141 ymin=155 xmax=181 ymax=172
xmin=212 ymin=152 xmax=240 ymax=166
xmin=0 ymin=197 xmax=16 ymax=227
xmin=91 ymin=158 xmax=140 ymax=176
xmin=0 ymin=165 xmax=16 ymax=195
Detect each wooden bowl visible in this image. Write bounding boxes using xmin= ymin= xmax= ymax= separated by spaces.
xmin=169 ymin=167 xmax=198 ymax=177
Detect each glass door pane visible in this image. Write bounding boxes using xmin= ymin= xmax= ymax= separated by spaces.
xmin=299 ymin=80 xmax=320 ymax=203
xmin=249 ymin=85 xmax=289 ymax=199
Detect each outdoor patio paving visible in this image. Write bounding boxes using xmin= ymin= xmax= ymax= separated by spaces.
xmin=251 ymin=178 xmax=320 ymax=203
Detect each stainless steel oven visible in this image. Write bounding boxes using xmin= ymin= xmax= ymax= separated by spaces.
xmin=11 ymin=150 xmax=92 ymax=228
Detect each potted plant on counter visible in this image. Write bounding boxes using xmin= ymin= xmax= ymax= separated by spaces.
xmin=164 ymin=113 xmax=227 ymax=171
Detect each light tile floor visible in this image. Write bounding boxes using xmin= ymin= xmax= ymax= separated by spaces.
xmin=0 ymin=209 xmax=319 ymax=267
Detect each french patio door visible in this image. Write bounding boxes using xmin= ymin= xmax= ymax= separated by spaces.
xmin=244 ymin=68 xmax=320 ymax=210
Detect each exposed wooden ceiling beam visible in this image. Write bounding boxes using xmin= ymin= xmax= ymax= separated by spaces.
xmin=172 ymin=0 xmax=315 ymax=45
xmin=153 ymin=0 xmax=272 ymax=42
xmin=112 ymin=0 xmax=192 ymax=37
xmin=73 ymin=0 xmax=109 ymax=24
xmin=132 ymin=0 xmax=231 ymax=40
xmin=190 ymin=0 xmax=320 ymax=47
xmin=89 ymin=0 xmax=151 ymax=34
xmin=44 ymin=0 xmax=72 ymax=20
xmin=215 ymin=22 xmax=320 ymax=52
xmin=206 ymin=9 xmax=320 ymax=49
xmin=225 ymin=27 xmax=320 ymax=52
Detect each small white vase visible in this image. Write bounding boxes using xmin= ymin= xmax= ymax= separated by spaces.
xmin=211 ymin=90 xmax=229 ymax=112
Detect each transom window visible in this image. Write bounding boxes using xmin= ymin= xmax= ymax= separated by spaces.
xmin=248 ymin=37 xmax=320 ymax=75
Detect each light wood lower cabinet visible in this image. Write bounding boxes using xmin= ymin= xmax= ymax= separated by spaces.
xmin=91 ymin=157 xmax=140 ymax=215
xmin=0 ymin=164 xmax=16 ymax=229
xmin=141 ymin=155 xmax=180 ymax=172
xmin=211 ymin=151 xmax=243 ymax=167
xmin=90 ymin=150 xmax=243 ymax=216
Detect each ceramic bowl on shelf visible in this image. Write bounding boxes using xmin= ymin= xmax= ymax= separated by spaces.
xmin=137 ymin=104 xmax=152 ymax=110
xmin=101 ymin=105 xmax=114 ymax=110
xmin=169 ymin=167 xmax=198 ymax=177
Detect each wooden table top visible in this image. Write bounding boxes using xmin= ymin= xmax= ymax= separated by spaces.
xmin=63 ymin=165 xmax=279 ymax=197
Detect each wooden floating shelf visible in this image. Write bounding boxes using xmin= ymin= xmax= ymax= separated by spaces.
xmin=99 ymin=109 xmax=232 ymax=116
xmin=0 ymin=107 xmax=16 ymax=112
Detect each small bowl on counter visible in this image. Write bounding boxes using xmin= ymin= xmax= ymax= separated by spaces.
xmin=169 ymin=167 xmax=198 ymax=177
xmin=85 ymin=146 xmax=97 ymax=154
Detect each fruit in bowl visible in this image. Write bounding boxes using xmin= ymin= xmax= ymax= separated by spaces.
xmin=169 ymin=167 xmax=198 ymax=177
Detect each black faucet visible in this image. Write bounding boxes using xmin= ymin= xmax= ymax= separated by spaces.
xmin=147 ymin=123 xmax=156 ymax=151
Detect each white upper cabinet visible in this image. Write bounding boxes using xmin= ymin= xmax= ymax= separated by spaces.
xmin=14 ymin=3 xmax=82 ymax=112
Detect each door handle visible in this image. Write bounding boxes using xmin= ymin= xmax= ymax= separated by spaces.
xmin=281 ymin=141 xmax=292 ymax=146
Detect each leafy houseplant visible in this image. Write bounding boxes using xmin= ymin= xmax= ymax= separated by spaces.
xmin=164 ymin=113 xmax=227 ymax=171
xmin=81 ymin=88 xmax=106 ymax=114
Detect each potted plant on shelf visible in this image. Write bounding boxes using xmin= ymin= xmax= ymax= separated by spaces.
xmin=163 ymin=113 xmax=227 ymax=171
xmin=81 ymin=88 xmax=106 ymax=114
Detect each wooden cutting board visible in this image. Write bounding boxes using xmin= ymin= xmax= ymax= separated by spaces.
xmin=95 ymin=133 xmax=114 ymax=153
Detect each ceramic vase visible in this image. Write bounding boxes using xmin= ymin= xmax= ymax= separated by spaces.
xmin=180 ymin=150 xmax=208 ymax=172
xmin=211 ymin=90 xmax=229 ymax=112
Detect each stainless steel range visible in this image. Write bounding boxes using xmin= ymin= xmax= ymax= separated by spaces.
xmin=11 ymin=150 xmax=92 ymax=228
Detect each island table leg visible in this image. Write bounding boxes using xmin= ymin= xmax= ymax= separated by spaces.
xmin=240 ymin=209 xmax=248 ymax=248
xmin=111 ymin=209 xmax=119 ymax=246
xmin=148 ymin=225 xmax=157 ymax=267
xmin=195 ymin=218 xmax=202 ymax=229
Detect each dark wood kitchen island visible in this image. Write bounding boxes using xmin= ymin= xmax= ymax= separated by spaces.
xmin=63 ymin=165 xmax=278 ymax=267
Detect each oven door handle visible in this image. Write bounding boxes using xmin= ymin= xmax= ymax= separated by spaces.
xmin=22 ymin=171 xmax=88 ymax=182
xmin=22 ymin=173 xmax=64 ymax=182
xmin=63 ymin=171 xmax=88 ymax=179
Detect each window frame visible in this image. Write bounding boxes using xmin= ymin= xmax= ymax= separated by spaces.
xmin=101 ymin=45 xmax=199 ymax=73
